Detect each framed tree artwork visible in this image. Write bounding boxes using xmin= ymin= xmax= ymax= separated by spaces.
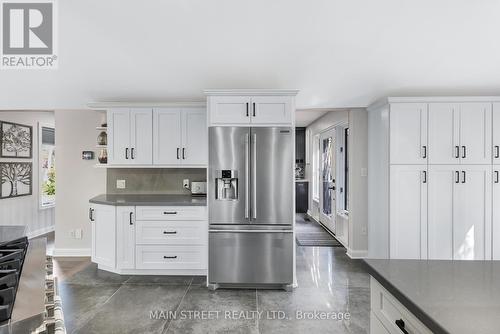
xmin=0 ymin=162 xmax=32 ymax=199
xmin=0 ymin=121 xmax=33 ymax=158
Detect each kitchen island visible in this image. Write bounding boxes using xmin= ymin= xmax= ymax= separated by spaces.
xmin=364 ymin=259 xmax=500 ymax=334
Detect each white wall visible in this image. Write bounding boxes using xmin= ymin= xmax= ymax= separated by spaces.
xmin=0 ymin=111 xmax=55 ymax=237
xmin=54 ymin=110 xmax=105 ymax=256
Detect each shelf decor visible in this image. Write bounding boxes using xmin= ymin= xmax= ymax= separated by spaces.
xmin=0 ymin=121 xmax=33 ymax=158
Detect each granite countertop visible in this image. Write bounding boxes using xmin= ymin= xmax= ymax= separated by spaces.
xmin=364 ymin=259 xmax=500 ymax=334
xmin=0 ymin=225 xmax=27 ymax=243
xmin=89 ymin=194 xmax=207 ymax=206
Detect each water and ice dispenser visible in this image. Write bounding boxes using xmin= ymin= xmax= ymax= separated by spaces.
xmin=215 ymin=170 xmax=238 ymax=200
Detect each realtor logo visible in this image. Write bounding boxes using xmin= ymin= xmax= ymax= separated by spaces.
xmin=1 ymin=0 xmax=57 ymax=69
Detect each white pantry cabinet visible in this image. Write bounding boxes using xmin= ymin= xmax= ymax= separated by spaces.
xmin=108 ymin=108 xmax=153 ymax=165
xmin=428 ymin=103 xmax=492 ymax=165
xmin=389 ymin=165 xmax=427 ymax=259
xmin=90 ymin=204 xmax=116 ymax=268
xmin=390 ymin=103 xmax=428 ymax=164
xmin=493 ymin=103 xmax=500 ymax=163
xmin=153 ymin=108 xmax=207 ymax=166
xmin=205 ymin=90 xmax=298 ymax=126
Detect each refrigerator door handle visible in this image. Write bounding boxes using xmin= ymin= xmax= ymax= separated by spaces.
xmin=252 ymin=133 xmax=257 ymax=219
xmin=245 ymin=133 xmax=250 ymax=219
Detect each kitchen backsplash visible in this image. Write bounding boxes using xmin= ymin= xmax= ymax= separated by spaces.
xmin=106 ymin=168 xmax=206 ymax=194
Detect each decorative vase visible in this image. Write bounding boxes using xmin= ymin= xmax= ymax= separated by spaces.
xmin=97 ymin=131 xmax=107 ymax=145
xmin=98 ymin=149 xmax=108 ymax=164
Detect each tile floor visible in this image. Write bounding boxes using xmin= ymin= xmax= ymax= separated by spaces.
xmin=55 ymin=216 xmax=370 ymax=334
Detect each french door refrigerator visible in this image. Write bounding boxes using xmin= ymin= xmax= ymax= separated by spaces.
xmin=208 ymin=126 xmax=294 ymax=290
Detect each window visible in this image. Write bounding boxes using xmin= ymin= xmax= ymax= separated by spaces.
xmin=312 ymin=134 xmax=320 ymax=202
xmin=39 ymin=124 xmax=55 ymax=208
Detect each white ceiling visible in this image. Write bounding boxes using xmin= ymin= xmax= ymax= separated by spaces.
xmin=1 ymin=0 xmax=500 ymax=110
xmin=295 ymin=109 xmax=330 ymax=127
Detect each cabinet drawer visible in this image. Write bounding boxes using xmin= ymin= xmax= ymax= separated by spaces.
xmin=371 ymin=277 xmax=432 ymax=334
xmin=136 ymin=245 xmax=206 ymax=270
xmin=136 ymin=220 xmax=206 ymax=245
xmin=136 ymin=206 xmax=206 ymax=221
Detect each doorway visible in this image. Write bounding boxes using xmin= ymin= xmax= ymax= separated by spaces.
xmin=319 ymin=128 xmax=336 ymax=233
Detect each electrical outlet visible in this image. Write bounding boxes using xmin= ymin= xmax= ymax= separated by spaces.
xmin=116 ymin=179 xmax=126 ymax=189
xmin=75 ymin=229 xmax=83 ymax=239
xmin=70 ymin=230 xmax=75 ymax=238
xmin=183 ymin=179 xmax=190 ymax=189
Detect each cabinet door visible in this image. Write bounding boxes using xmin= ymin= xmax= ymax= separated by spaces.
xmin=428 ymin=165 xmax=455 ymax=259
xmin=453 ymin=165 xmax=491 ymax=260
xmin=209 ymin=96 xmax=251 ymax=125
xmin=129 ymin=108 xmax=153 ymax=165
xmin=390 ymin=165 xmax=427 ymax=259
xmin=153 ymin=108 xmax=182 ymax=165
xmin=107 ymin=109 xmax=131 ymax=164
xmin=493 ymin=166 xmax=500 ymax=260
xmin=428 ymin=103 xmax=460 ymax=164
xmin=251 ymin=96 xmax=293 ymax=125
xmin=493 ymin=104 xmax=500 ymax=163
xmin=182 ymin=108 xmax=208 ymax=165
xmin=91 ymin=204 xmax=116 ymax=268
xmin=459 ymin=103 xmax=492 ymax=164
xmin=116 ymin=206 xmax=135 ymax=270
xmin=390 ymin=103 xmax=428 ymax=164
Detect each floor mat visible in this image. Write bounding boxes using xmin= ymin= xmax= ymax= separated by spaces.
xmin=295 ymin=214 xmax=344 ymax=247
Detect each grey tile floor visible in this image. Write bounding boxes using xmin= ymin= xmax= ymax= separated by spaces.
xmin=56 ymin=216 xmax=370 ymax=334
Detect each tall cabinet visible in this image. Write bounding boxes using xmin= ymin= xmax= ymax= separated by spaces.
xmin=368 ymin=97 xmax=498 ymax=260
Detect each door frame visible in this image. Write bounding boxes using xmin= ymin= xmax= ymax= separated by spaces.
xmin=319 ymin=127 xmax=336 ymax=233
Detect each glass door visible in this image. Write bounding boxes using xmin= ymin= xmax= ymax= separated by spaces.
xmin=319 ymin=128 xmax=336 ymax=233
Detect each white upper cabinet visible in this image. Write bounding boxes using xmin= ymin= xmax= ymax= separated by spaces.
xmin=428 ymin=102 xmax=492 ymax=165
xmin=209 ymin=96 xmax=252 ymax=125
xmin=129 ymin=109 xmax=153 ymax=165
xmin=428 ymin=103 xmax=460 ymax=164
xmin=153 ymin=107 xmax=207 ymax=166
xmin=390 ymin=103 xmax=428 ymax=164
xmin=108 ymin=108 xmax=153 ymax=165
xmin=492 ymin=103 xmax=500 ymax=163
xmin=153 ymin=108 xmax=182 ymax=165
xmin=390 ymin=165 xmax=427 ymax=259
xmin=205 ymin=90 xmax=298 ymax=126
xmin=459 ymin=103 xmax=492 ymax=164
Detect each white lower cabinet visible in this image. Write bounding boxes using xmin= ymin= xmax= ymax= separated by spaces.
xmin=428 ymin=165 xmax=491 ymax=260
xmin=493 ymin=165 xmax=500 ymax=260
xmin=370 ymin=277 xmax=432 ymax=334
xmin=90 ymin=203 xmax=207 ymax=274
xmin=390 ymin=165 xmax=427 ymax=259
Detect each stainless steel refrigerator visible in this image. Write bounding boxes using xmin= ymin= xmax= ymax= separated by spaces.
xmin=208 ymin=127 xmax=294 ymax=290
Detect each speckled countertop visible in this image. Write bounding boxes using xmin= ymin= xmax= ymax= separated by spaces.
xmin=364 ymin=259 xmax=500 ymax=334
xmin=89 ymin=194 xmax=207 ymax=206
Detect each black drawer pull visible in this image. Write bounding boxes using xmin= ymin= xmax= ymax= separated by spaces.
xmin=163 ymin=211 xmax=177 ymax=215
xmin=163 ymin=231 xmax=177 ymax=234
xmin=163 ymin=256 xmax=177 ymax=259
xmin=395 ymin=319 xmax=409 ymax=334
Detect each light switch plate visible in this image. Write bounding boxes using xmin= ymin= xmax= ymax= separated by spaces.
xmin=116 ymin=179 xmax=126 ymax=189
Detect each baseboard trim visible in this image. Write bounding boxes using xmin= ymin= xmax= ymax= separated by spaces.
xmin=346 ymin=248 xmax=368 ymax=259
xmin=27 ymin=225 xmax=55 ymax=239
xmin=52 ymin=248 xmax=91 ymax=257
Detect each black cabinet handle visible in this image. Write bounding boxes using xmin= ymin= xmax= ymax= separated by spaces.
xmin=129 ymin=212 xmax=133 ymax=225
xmin=462 ymin=146 xmax=466 ymax=159
xmin=495 ymin=171 xmax=499 ymax=184
xmin=163 ymin=211 xmax=177 ymax=215
xmin=455 ymin=146 xmax=460 ymax=158
xmin=455 ymin=171 xmax=460 ymax=183
xmin=495 ymin=146 xmax=499 ymax=159
xmin=395 ymin=319 xmax=409 ymax=334
xmin=163 ymin=231 xmax=177 ymax=235
xmin=182 ymin=148 xmax=186 ymax=159
xmin=163 ymin=256 xmax=177 ymax=259
xmin=253 ymin=103 xmax=256 ymax=117
xmin=177 ymin=148 xmax=180 ymax=159
xmin=422 ymin=171 xmax=427 ymax=184
xmin=89 ymin=208 xmax=94 ymax=222
xmin=462 ymin=171 xmax=466 ymax=183
xmin=125 ymin=148 xmax=129 ymax=159
xmin=131 ymin=148 xmax=135 ymax=159
xmin=422 ymin=145 xmax=427 ymax=159
xmin=246 ymin=103 xmax=249 ymax=117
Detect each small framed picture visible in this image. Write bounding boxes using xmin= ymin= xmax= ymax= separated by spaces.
xmin=82 ymin=151 xmax=95 ymax=160
xmin=0 ymin=121 xmax=33 ymax=158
